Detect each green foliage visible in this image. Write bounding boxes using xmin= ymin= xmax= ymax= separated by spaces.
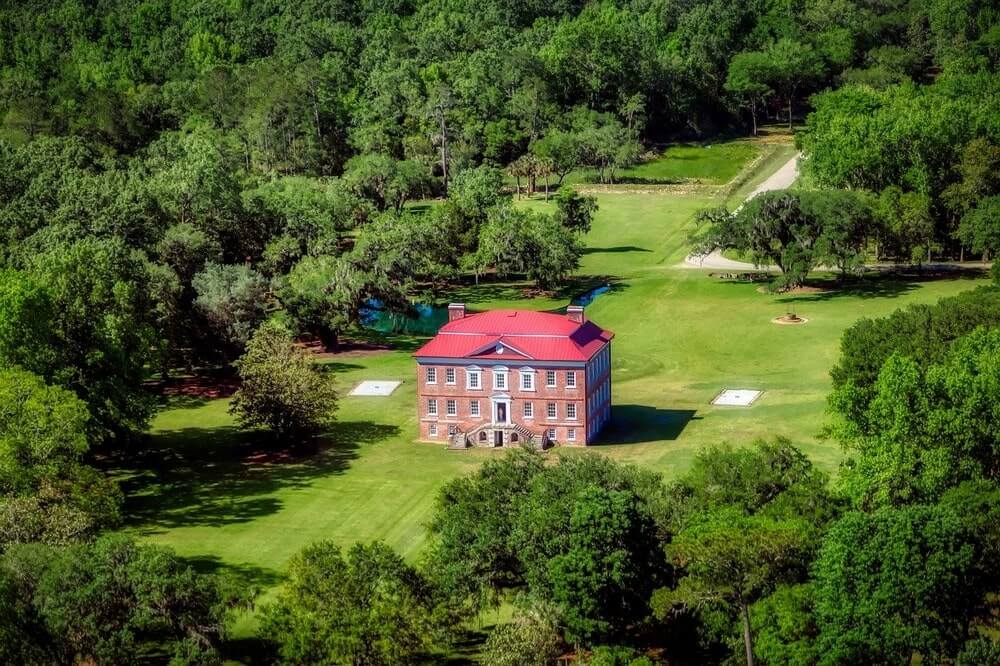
xmin=0 ymin=269 xmax=55 ymax=375
xmin=666 ymin=510 xmax=813 ymax=664
xmin=554 ymin=186 xmax=599 ymax=234
xmin=430 ymin=450 xmax=668 ymax=646
xmin=192 ymin=262 xmax=269 ymax=352
xmin=957 ymin=638 xmax=1000 ymax=666
xmin=156 ymin=223 xmax=223 ymax=284
xmin=958 ymin=196 xmax=1000 ymax=256
xmin=696 ymin=190 xmax=875 ymax=288
xmin=0 ymin=367 xmax=89 ymax=495
xmin=472 ymin=205 xmax=582 ymax=289
xmin=830 ymin=285 xmax=1000 ymax=428
xmin=23 ymin=235 xmax=157 ymax=442
xmin=547 ymin=486 xmax=665 ymax=643
xmin=0 ymin=367 xmax=121 ymax=549
xmin=665 ymin=439 xmax=841 ymax=533
xmin=230 ymin=321 xmax=338 ymax=440
xmin=260 ymin=541 xmax=447 ymax=665
xmin=833 ymin=327 xmax=1000 ymax=508
xmin=343 ymin=153 xmax=430 ymax=211
xmin=813 ymin=498 xmax=998 ymax=664
xmin=748 ymin=584 xmax=818 ymax=666
xmin=481 ymin=597 xmax=562 ymax=666
xmin=427 ymin=448 xmax=546 ymax=610
xmin=1 ymin=535 xmax=237 ymax=664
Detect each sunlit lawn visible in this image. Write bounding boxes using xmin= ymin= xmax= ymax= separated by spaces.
xmin=111 ymin=138 xmax=989 ymax=650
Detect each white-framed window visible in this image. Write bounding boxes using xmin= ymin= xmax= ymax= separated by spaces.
xmin=523 ymin=402 xmax=533 ymax=418
xmin=446 ymin=367 xmax=456 ymax=385
xmin=448 ymin=425 xmax=457 ymax=436
xmin=546 ymin=402 xmax=557 ymax=420
xmin=546 ymin=370 xmax=557 ymax=387
xmin=520 ymin=371 xmax=534 ymax=391
xmin=426 ymin=367 xmax=437 ymax=384
xmin=547 ymin=428 xmax=556 ymax=441
xmin=566 ymin=371 xmax=576 ymax=388
xmin=429 ymin=424 xmax=437 ymax=437
xmin=467 ymin=370 xmax=481 ymax=390
xmin=494 ymin=370 xmax=507 ymax=390
xmin=470 ymin=400 xmax=480 ymax=417
xmin=568 ymin=428 xmax=576 ymax=441
xmin=567 ymin=403 xmax=577 ymax=420
xmin=427 ymin=399 xmax=438 ymax=416
xmin=446 ymin=399 xmax=457 ymax=416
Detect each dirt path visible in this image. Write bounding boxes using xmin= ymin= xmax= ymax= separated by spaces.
xmin=681 ymin=154 xmax=991 ymax=273
xmin=681 ymin=152 xmax=800 ymax=270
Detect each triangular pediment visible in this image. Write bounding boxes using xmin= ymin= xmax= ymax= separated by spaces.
xmin=467 ymin=338 xmax=534 ymax=360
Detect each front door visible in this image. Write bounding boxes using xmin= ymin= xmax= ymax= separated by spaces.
xmin=496 ymin=402 xmax=507 ymax=423
xmin=494 ymin=430 xmax=504 ymax=447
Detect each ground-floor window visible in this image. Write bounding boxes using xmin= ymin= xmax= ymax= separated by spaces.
xmin=547 ymin=428 xmax=556 ymax=441
xmin=448 ymin=425 xmax=457 ymax=436
xmin=429 ymin=424 xmax=437 ymax=437
xmin=567 ymin=428 xmax=576 ymax=441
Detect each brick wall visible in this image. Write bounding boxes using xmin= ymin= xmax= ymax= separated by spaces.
xmin=416 ymin=344 xmax=611 ymax=445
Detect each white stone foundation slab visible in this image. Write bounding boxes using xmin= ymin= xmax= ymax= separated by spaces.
xmin=349 ymin=380 xmax=402 ymax=397
xmin=711 ymin=389 xmax=762 ymax=407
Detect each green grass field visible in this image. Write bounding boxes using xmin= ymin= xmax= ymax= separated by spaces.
xmin=563 ymin=141 xmax=760 ymax=185
xmin=112 ymin=138 xmax=988 ymax=629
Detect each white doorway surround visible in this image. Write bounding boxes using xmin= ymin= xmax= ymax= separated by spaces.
xmin=491 ymin=394 xmax=511 ymax=424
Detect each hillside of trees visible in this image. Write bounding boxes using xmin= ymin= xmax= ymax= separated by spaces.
xmin=1 ymin=0 xmax=999 ymax=663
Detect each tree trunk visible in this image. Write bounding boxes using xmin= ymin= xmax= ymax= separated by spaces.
xmin=740 ymin=602 xmax=755 ymax=666
xmin=544 ymin=175 xmax=549 ymax=200
xmin=514 ymin=176 xmax=520 ymax=200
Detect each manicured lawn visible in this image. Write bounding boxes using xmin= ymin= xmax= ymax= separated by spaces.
xmin=111 ymin=138 xmax=989 ymax=636
xmin=528 ymin=137 xmax=762 ymax=188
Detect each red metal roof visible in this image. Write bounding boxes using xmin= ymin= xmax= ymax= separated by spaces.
xmin=413 ymin=310 xmax=613 ymax=362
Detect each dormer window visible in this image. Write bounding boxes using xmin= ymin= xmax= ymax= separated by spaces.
xmin=495 ymin=344 xmax=504 ymax=354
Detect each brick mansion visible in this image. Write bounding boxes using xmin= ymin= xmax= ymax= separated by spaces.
xmin=413 ymin=304 xmax=613 ymax=448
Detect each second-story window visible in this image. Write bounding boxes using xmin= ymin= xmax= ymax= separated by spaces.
xmin=521 ymin=371 xmax=534 ymax=391
xmin=446 ymin=368 xmax=456 ymax=384
xmin=566 ymin=371 xmax=576 ymax=388
xmin=547 ymin=402 xmax=557 ymax=419
xmin=494 ymin=370 xmax=507 ymax=390
xmin=446 ymin=399 xmax=457 ymax=416
xmin=470 ymin=400 xmax=480 ymax=417
xmin=546 ymin=370 xmax=557 ymax=387
xmin=523 ymin=402 xmax=533 ymax=418
xmin=427 ymin=399 xmax=438 ymax=416
xmin=426 ymin=367 xmax=437 ymax=384
xmin=467 ymin=370 xmax=481 ymax=390
xmin=567 ymin=403 xmax=577 ymax=420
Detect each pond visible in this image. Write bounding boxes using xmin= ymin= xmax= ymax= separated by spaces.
xmin=360 ymin=284 xmax=612 ymax=335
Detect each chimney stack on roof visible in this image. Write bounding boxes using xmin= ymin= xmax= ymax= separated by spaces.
xmin=567 ymin=305 xmax=585 ymax=324
xmin=448 ymin=303 xmax=466 ymax=322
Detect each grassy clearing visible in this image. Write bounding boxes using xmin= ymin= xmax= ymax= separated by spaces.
xmin=111 ymin=137 xmax=989 ymax=625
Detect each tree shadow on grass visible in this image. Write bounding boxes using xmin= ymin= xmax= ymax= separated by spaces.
xmin=582 ymin=245 xmax=653 ymax=255
xmin=776 ymin=268 xmax=986 ymax=303
xmin=182 ymin=554 xmax=283 ymax=590
xmin=596 ymin=405 xmax=699 ymax=445
xmin=106 ymin=421 xmax=399 ymax=533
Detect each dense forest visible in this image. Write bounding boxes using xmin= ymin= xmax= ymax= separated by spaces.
xmin=1 ymin=0 xmax=999 ymax=664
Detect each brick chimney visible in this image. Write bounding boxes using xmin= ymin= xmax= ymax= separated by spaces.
xmin=448 ymin=303 xmax=466 ymax=322
xmin=567 ymin=305 xmax=585 ymax=324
